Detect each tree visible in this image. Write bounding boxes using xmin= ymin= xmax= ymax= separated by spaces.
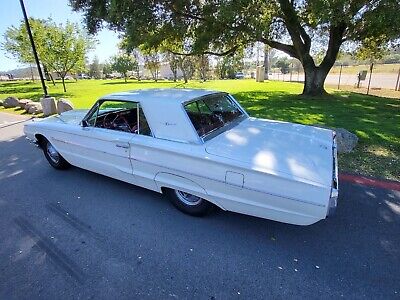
xmin=70 ymin=0 xmax=400 ymax=97
xmin=111 ymin=53 xmax=137 ymax=82
xmin=3 ymin=18 xmax=53 ymax=84
xmin=196 ymin=54 xmax=209 ymax=81
xmin=143 ymin=52 xmax=161 ymax=82
xmin=88 ymin=56 xmax=102 ymax=79
xmin=166 ymin=52 xmax=179 ymax=81
xmin=131 ymin=49 xmax=142 ymax=81
xmin=2 ymin=18 xmax=45 ymax=65
xmin=215 ymin=51 xmax=244 ymax=79
xmin=102 ymin=62 xmax=112 ymax=78
xmin=43 ymin=21 xmax=90 ymax=92
xmin=3 ymin=18 xmax=91 ymax=92
xmin=275 ymin=58 xmax=290 ymax=74
xmin=177 ymin=56 xmax=195 ymax=83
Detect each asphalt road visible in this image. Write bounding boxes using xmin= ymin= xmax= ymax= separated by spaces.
xmin=0 ymin=112 xmax=399 ymax=299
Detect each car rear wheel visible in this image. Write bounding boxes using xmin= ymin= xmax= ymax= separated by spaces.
xmin=164 ymin=188 xmax=213 ymax=216
xmin=42 ymin=139 xmax=70 ymax=170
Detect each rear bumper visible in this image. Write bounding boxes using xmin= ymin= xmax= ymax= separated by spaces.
xmin=328 ymin=188 xmax=338 ymax=216
xmin=328 ymin=135 xmax=339 ymax=216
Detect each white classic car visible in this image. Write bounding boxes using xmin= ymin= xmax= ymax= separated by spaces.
xmin=24 ymin=89 xmax=338 ymax=225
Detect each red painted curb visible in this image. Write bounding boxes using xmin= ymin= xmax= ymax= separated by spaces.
xmin=339 ymin=173 xmax=400 ymax=191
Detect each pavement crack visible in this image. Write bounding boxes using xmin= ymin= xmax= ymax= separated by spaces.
xmin=14 ymin=216 xmax=85 ymax=284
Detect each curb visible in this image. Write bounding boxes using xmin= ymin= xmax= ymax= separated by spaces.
xmin=0 ymin=117 xmax=33 ymax=129
xmin=339 ymin=173 xmax=400 ymax=192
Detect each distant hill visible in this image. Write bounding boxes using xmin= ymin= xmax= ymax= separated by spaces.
xmin=0 ymin=66 xmax=39 ymax=79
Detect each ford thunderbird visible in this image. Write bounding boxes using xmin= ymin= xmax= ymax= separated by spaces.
xmin=24 ymin=89 xmax=338 ymax=225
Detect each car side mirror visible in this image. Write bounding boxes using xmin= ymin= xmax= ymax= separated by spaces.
xmin=81 ymin=120 xmax=89 ymax=127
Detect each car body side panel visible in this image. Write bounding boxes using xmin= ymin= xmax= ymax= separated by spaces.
xmin=25 ymin=120 xmax=137 ymax=185
xmin=128 ymin=137 xmax=330 ymax=225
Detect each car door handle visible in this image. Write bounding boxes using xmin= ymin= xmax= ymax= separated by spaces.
xmin=115 ymin=142 xmax=130 ymax=149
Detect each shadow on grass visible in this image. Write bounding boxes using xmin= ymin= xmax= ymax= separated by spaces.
xmin=1 ymin=85 xmax=42 ymax=94
xmin=101 ymin=80 xmax=174 ymax=86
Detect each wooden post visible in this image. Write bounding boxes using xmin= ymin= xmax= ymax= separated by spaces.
xmin=367 ymin=63 xmax=373 ymax=95
xmin=395 ymin=68 xmax=400 ymax=91
xmin=338 ymin=64 xmax=343 ymax=90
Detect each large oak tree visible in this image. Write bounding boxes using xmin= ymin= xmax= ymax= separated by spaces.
xmin=70 ymin=0 xmax=399 ymax=96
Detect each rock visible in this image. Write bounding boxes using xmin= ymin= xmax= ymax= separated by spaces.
xmin=3 ymin=96 xmax=19 ymax=108
xmin=334 ymin=128 xmax=358 ymax=153
xmin=312 ymin=124 xmax=358 ymax=153
xmin=25 ymin=102 xmax=37 ymax=112
xmin=0 ymin=99 xmax=3 ymax=107
xmin=27 ymin=103 xmax=43 ymax=114
xmin=57 ymin=98 xmax=74 ymax=114
xmin=40 ymin=97 xmax=57 ymax=116
xmin=18 ymin=99 xmax=33 ymax=109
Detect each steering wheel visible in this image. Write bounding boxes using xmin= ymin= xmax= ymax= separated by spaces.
xmin=103 ymin=112 xmax=133 ymax=132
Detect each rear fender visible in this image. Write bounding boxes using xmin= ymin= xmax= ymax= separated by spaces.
xmin=154 ymin=172 xmax=225 ymax=210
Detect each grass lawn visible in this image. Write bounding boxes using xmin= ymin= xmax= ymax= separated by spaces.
xmin=1 ymin=79 xmax=399 ymax=181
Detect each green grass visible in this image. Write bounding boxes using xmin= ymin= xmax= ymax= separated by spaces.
xmin=1 ymin=79 xmax=399 ymax=181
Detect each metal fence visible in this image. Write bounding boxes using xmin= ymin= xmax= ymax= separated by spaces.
xmin=268 ymin=63 xmax=400 ymax=96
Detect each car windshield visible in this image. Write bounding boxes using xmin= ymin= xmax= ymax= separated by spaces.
xmin=184 ymin=94 xmax=245 ymax=139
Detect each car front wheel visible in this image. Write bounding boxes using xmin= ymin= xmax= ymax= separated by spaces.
xmin=164 ymin=188 xmax=213 ymax=216
xmin=42 ymin=139 xmax=70 ymax=170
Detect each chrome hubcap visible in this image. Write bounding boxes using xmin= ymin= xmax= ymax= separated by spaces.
xmin=175 ymin=190 xmax=202 ymax=206
xmin=46 ymin=143 xmax=60 ymax=164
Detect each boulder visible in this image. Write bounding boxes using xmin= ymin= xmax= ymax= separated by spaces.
xmin=27 ymin=103 xmax=43 ymax=114
xmin=18 ymin=99 xmax=33 ymax=109
xmin=3 ymin=96 xmax=19 ymax=108
xmin=57 ymin=98 xmax=74 ymax=114
xmin=40 ymin=97 xmax=57 ymax=116
xmin=334 ymin=128 xmax=358 ymax=154
xmin=25 ymin=102 xmax=37 ymax=112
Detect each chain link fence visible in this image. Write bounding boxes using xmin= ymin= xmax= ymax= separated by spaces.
xmin=268 ymin=63 xmax=400 ymax=97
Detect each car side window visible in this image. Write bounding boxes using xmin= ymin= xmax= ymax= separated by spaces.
xmin=85 ymin=100 xmax=152 ymax=136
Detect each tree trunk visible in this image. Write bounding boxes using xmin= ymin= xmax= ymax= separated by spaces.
xmin=124 ymin=74 xmax=127 ymax=83
xmin=61 ymin=77 xmax=66 ymax=92
xmin=50 ymin=74 xmax=56 ymax=86
xmin=302 ymin=65 xmax=329 ymax=96
xmin=183 ymin=70 xmax=188 ymax=83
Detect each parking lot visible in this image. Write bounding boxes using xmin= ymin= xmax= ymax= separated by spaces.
xmin=1 ymin=113 xmax=399 ymax=299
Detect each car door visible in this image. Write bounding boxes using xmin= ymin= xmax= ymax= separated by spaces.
xmin=74 ymin=99 xmax=137 ymax=184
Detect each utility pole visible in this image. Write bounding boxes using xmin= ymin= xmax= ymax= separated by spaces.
xmin=19 ymin=0 xmax=48 ymax=97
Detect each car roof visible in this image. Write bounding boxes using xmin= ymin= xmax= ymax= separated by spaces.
xmin=100 ymin=88 xmax=222 ymax=104
xmin=99 ymin=88 xmax=227 ymax=144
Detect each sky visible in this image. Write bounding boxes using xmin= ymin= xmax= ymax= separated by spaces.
xmin=0 ymin=0 xmax=120 ymax=72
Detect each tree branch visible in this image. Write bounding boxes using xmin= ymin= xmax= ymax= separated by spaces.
xmin=320 ymin=22 xmax=347 ymax=70
xmin=260 ymin=38 xmax=299 ymax=59
xmin=167 ymin=4 xmax=205 ymax=21
xmin=168 ymin=46 xmax=239 ymax=57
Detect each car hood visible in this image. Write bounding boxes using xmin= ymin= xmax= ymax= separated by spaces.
xmin=205 ymin=117 xmax=334 ymax=186
xmin=32 ymin=109 xmax=89 ymax=126
xmin=56 ymin=109 xmax=88 ymax=125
